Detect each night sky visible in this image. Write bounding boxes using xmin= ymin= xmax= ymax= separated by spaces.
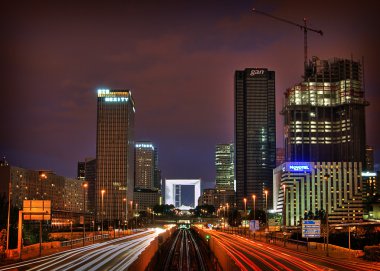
xmin=1 ymin=0 xmax=379 ymax=189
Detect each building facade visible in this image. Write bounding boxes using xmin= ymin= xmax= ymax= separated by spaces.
xmin=215 ymin=144 xmax=235 ymax=190
xmin=273 ymin=162 xmax=364 ymax=226
xmin=77 ymin=162 xmax=85 ymax=180
xmin=133 ymin=188 xmax=160 ymax=212
xmin=0 ymin=161 xmax=85 ymax=226
xmin=153 ymin=147 xmax=162 ymax=190
xmin=276 ymin=148 xmax=285 ymax=167
xmin=365 ymin=145 xmax=374 ymax=171
xmin=164 ymin=179 xmax=201 ymax=209
xmin=198 ymin=188 xmax=235 ymax=209
xmin=235 ymin=68 xmax=276 ymax=210
xmin=96 ymin=89 xmax=135 ymax=223
xmin=135 ymin=142 xmax=155 ymax=189
xmin=283 ymin=57 xmax=368 ymax=164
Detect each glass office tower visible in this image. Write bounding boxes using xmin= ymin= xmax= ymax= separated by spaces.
xmin=96 ymin=89 xmax=135 ymax=223
xmin=235 ymin=68 xmax=276 ymax=210
xmin=215 ymin=143 xmax=235 ymax=190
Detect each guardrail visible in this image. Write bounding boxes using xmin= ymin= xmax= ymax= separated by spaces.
xmin=61 ymin=234 xmax=109 ymax=247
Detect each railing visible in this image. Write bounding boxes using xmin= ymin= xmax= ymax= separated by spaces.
xmin=61 ymin=234 xmax=109 ymax=247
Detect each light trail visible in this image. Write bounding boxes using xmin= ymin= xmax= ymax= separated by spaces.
xmin=0 ymin=229 xmax=159 ymax=271
xmin=209 ymin=230 xmax=380 ymax=271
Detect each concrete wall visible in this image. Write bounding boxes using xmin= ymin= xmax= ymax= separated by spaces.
xmin=128 ymin=227 xmax=175 ymax=271
xmin=195 ymin=227 xmax=240 ymax=271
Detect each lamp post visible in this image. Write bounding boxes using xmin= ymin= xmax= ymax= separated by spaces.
xmin=101 ymin=189 xmax=105 ymax=238
xmin=129 ymin=201 xmax=133 ymax=230
xmin=252 ymin=195 xmax=256 ymax=220
xmin=70 ymin=220 xmax=73 ymax=249
xmin=324 ymin=174 xmax=329 ymax=257
xmin=282 ymin=185 xmax=286 ymax=228
xmin=39 ymin=173 xmax=47 ymax=257
xmin=348 ymin=202 xmax=351 ymax=253
xmin=264 ymin=190 xmax=268 ymax=230
xmin=135 ymin=203 xmax=138 ymax=229
xmin=82 ymin=182 xmax=88 ymax=246
xmin=243 ymin=198 xmax=247 ymax=218
xmin=123 ymin=198 xmax=127 ymax=234
xmin=6 ymin=177 xmax=11 ymax=258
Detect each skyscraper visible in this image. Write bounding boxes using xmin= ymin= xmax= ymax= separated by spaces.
xmin=96 ymin=89 xmax=135 ymax=223
xmin=235 ymin=68 xmax=276 ymax=210
xmin=135 ymin=142 xmax=155 ymax=189
xmin=277 ymin=56 xmax=368 ymax=225
xmin=215 ymin=143 xmax=234 ymax=190
xmin=77 ymin=162 xmax=85 ymax=180
xmin=283 ymin=57 xmax=368 ymax=164
xmin=365 ymin=145 xmax=374 ymax=171
xmin=153 ymin=147 xmax=162 ymax=190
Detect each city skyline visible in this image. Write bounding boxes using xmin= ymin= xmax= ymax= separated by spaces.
xmin=1 ymin=1 xmax=380 ymax=188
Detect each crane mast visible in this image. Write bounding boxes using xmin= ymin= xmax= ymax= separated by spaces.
xmin=252 ymin=8 xmax=323 ymax=78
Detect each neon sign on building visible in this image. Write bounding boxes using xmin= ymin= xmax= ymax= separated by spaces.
xmin=284 ymin=162 xmax=313 ymax=172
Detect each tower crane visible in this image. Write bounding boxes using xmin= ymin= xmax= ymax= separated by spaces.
xmin=252 ymin=8 xmax=323 ymax=78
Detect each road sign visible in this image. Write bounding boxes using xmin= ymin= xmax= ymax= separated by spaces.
xmin=268 ymin=218 xmax=281 ymax=226
xmin=23 ymin=200 xmax=51 ymax=220
xmin=268 ymin=226 xmax=281 ymax=232
xmin=302 ymin=220 xmax=321 ymax=238
xmin=249 ymin=220 xmax=260 ymax=231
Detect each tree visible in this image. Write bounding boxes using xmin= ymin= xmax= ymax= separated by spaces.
xmin=194 ymin=205 xmax=215 ymax=217
xmin=153 ymin=204 xmax=175 ymax=216
xmin=247 ymin=209 xmax=267 ymax=225
xmin=228 ymin=209 xmax=242 ymax=227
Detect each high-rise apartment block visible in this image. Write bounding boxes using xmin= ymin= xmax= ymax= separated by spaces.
xmin=283 ymin=57 xmax=368 ymax=164
xmin=96 ymin=89 xmax=135 ymax=223
xmin=235 ymin=68 xmax=276 ymax=210
xmin=215 ymin=144 xmax=234 ymax=190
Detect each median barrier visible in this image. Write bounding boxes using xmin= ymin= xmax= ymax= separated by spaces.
xmin=129 ymin=227 xmax=176 ymax=271
xmin=196 ymin=228 xmax=240 ymax=271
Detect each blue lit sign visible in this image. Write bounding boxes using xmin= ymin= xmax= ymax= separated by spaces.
xmin=286 ymin=163 xmax=313 ymax=172
xmin=289 ymin=165 xmax=310 ymax=171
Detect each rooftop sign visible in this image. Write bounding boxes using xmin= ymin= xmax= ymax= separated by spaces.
xmin=283 ymin=162 xmax=313 ymax=172
xmin=250 ymin=69 xmax=265 ymax=76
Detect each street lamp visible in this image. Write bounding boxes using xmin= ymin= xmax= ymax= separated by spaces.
xmin=129 ymin=201 xmax=133 ymax=230
xmin=39 ymin=173 xmax=47 ymax=257
xmin=243 ymin=198 xmax=247 ymax=218
xmin=282 ymin=185 xmax=286 ymax=228
xmin=101 ymin=189 xmax=105 ymax=238
xmin=264 ymin=190 xmax=268 ymax=230
xmin=135 ymin=203 xmax=138 ymax=229
xmin=123 ymin=198 xmax=127 ymax=234
xmin=324 ymin=174 xmax=330 ymax=257
xmin=252 ymin=195 xmax=256 ymax=220
xmin=82 ymin=182 xmax=88 ymax=246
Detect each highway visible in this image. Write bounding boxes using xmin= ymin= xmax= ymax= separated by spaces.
xmin=0 ymin=229 xmax=162 ymax=271
xmin=208 ymin=230 xmax=380 ymax=271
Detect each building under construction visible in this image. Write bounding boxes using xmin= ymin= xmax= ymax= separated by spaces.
xmin=283 ymin=57 xmax=368 ymax=165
